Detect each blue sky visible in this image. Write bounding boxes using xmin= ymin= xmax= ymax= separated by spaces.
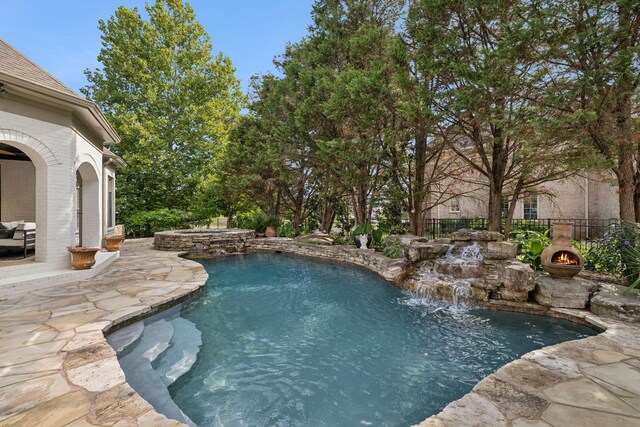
xmin=1 ymin=1 xmax=315 ymax=94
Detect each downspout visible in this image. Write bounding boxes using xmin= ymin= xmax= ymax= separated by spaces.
xmin=584 ymin=176 xmax=589 ymax=239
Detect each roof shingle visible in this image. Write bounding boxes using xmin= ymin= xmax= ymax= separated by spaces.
xmin=0 ymin=37 xmax=82 ymax=98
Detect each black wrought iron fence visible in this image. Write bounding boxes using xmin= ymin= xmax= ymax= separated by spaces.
xmin=426 ymin=217 xmax=619 ymax=251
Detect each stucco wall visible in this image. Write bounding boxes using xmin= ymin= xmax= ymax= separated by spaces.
xmin=0 ymin=158 xmax=35 ymax=221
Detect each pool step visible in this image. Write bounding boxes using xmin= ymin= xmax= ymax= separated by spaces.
xmin=119 ymin=347 xmax=196 ymax=427
xmin=135 ymin=319 xmax=175 ymax=363
xmin=106 ymin=321 xmax=144 ymax=354
xmin=153 ymin=317 xmax=202 ymax=386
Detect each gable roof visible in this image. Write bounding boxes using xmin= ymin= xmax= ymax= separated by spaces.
xmin=0 ymin=38 xmax=80 ymax=98
xmin=0 ymin=38 xmax=119 ymax=145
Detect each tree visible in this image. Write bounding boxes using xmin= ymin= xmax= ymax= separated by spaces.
xmin=538 ymin=0 xmax=640 ymax=221
xmin=408 ymin=0 xmax=578 ymax=233
xmin=83 ymin=0 xmax=244 ymax=220
xmin=304 ymin=0 xmax=403 ymax=225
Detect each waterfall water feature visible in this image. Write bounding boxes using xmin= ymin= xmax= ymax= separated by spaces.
xmin=411 ymin=242 xmax=484 ymax=307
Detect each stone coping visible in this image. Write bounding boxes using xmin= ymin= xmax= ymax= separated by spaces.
xmin=0 ymin=238 xmax=207 ymax=426
xmin=1 ymin=237 xmax=640 ymax=426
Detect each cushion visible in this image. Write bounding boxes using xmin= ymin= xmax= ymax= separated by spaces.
xmin=0 ymin=239 xmax=22 ymax=247
xmin=13 ymin=223 xmax=35 ymax=240
xmin=0 ymin=228 xmax=14 ymax=239
xmin=0 ymin=221 xmax=19 ymax=230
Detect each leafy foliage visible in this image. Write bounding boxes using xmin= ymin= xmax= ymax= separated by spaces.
xmin=83 ymin=0 xmax=244 ymax=223
xmin=125 ymin=209 xmax=193 ymax=237
xmin=233 ymin=209 xmax=272 ymax=234
xmin=583 ymin=222 xmax=640 ymax=293
xmin=277 ymin=222 xmax=296 ymax=238
xmin=383 ymin=238 xmax=403 ymax=259
xmin=509 ymin=229 xmax=551 ymax=271
xmin=352 ymin=223 xmax=390 ymax=247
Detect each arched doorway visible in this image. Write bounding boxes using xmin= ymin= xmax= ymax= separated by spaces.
xmin=76 ymin=162 xmax=101 ymax=248
xmin=0 ymin=142 xmax=37 ymax=259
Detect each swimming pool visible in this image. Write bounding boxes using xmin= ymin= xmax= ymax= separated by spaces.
xmin=113 ymin=253 xmax=595 ymax=426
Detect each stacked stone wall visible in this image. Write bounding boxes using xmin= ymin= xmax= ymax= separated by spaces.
xmin=153 ymin=229 xmax=255 ymax=255
xmin=250 ymin=238 xmax=408 ymax=285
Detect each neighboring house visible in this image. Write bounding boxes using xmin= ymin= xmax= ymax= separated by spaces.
xmin=0 ymin=38 xmax=123 ymax=275
xmin=431 ymin=172 xmax=619 ymax=222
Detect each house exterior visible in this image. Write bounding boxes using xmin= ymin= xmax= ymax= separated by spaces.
xmin=431 ymin=173 xmax=619 ymax=221
xmin=0 ymin=38 xmax=122 ymax=275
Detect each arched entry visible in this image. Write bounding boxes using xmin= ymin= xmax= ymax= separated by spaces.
xmin=76 ymin=161 xmax=101 ymax=248
xmin=0 ymin=130 xmax=54 ymax=262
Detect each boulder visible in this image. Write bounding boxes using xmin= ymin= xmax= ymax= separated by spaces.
xmin=294 ymin=233 xmax=333 ymax=246
xmin=405 ymin=243 xmax=450 ymax=262
xmin=534 ymin=275 xmax=598 ymax=309
xmin=485 ymin=242 xmax=518 ymax=260
xmin=451 ymin=229 xmax=504 ymax=243
xmin=498 ymin=262 xmax=537 ymax=301
xmin=590 ymin=291 xmax=640 ymax=323
xmin=386 ymin=234 xmax=429 ymax=248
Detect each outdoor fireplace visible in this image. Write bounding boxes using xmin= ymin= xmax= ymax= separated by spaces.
xmin=541 ymin=223 xmax=584 ymax=279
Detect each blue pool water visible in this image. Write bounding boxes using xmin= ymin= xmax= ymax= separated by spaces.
xmin=115 ymin=253 xmax=596 ymax=426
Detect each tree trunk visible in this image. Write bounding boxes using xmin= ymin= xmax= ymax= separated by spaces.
xmin=321 ymin=200 xmax=336 ymax=233
xmin=410 ymin=131 xmax=428 ymax=236
xmin=353 ymin=187 xmax=369 ymax=225
xmin=503 ymin=178 xmax=524 ymax=238
xmin=617 ymin=155 xmax=636 ymax=222
xmin=487 ymin=182 xmax=503 ymax=232
xmin=226 ymin=208 xmax=234 ymax=229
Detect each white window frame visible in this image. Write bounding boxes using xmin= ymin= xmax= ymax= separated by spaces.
xmin=449 ymin=198 xmax=460 ymax=213
xmin=523 ymin=194 xmax=539 ymax=220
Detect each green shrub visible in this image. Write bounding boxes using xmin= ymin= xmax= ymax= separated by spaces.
xmin=383 ymin=238 xmax=403 ymax=259
xmin=233 ymin=209 xmax=272 ymax=233
xmin=125 ymin=209 xmax=194 ymax=237
xmin=276 ymin=221 xmax=295 ymax=238
xmin=509 ymin=229 xmax=551 ymax=271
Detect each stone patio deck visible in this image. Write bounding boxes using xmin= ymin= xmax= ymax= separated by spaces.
xmin=0 ymin=239 xmax=207 ymax=426
xmin=0 ymin=239 xmax=639 ymax=426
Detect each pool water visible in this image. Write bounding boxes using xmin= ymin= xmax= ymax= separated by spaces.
xmin=151 ymin=253 xmax=593 ymax=426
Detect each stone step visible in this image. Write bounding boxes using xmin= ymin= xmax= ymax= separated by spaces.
xmin=106 ymin=321 xmax=144 ymax=354
xmin=119 ymin=349 xmax=196 ymax=426
xmin=130 ymin=319 xmax=175 ymax=363
xmin=153 ymin=317 xmax=202 ymax=386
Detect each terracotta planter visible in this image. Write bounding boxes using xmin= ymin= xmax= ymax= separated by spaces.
xmin=104 ymin=236 xmax=124 ymax=252
xmin=265 ymin=226 xmax=277 ymax=238
xmin=68 ymin=247 xmax=100 ymax=270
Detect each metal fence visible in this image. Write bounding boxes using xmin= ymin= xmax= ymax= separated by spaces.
xmin=426 ymin=218 xmax=619 ymax=251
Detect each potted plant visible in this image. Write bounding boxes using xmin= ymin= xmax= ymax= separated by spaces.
xmin=104 ymin=235 xmax=125 ymax=252
xmin=67 ymin=246 xmax=100 ymax=270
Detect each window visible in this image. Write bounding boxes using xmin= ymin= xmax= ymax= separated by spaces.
xmin=501 ymin=197 xmax=510 ymax=219
xmin=107 ymin=176 xmax=115 ymax=229
xmin=449 ymin=198 xmax=460 ymax=213
xmin=523 ymin=194 xmax=538 ymax=220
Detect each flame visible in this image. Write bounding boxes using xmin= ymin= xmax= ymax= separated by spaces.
xmin=552 ymin=252 xmax=579 ymax=266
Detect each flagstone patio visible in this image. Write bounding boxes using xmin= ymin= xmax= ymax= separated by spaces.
xmin=0 ymin=239 xmax=639 ymax=426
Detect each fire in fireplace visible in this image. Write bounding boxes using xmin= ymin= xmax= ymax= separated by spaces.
xmin=551 ymin=251 xmax=580 ymax=266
